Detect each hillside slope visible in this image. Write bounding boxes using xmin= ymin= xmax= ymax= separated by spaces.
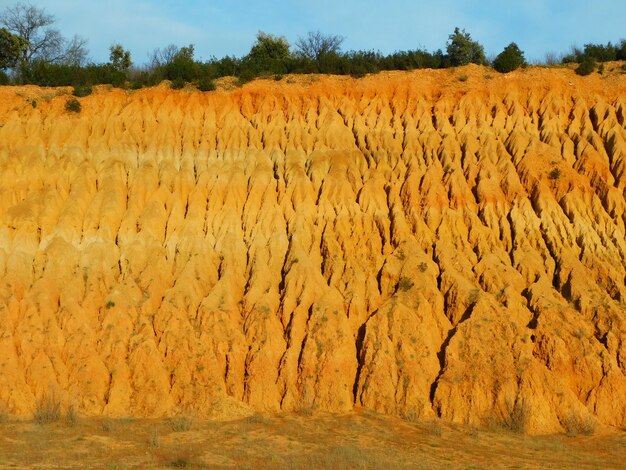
xmin=1 ymin=65 xmax=625 ymax=434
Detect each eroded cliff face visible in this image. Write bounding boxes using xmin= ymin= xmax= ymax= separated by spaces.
xmin=0 ymin=65 xmax=625 ymax=433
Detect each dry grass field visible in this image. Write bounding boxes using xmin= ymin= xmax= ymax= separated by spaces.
xmin=0 ymin=411 xmax=624 ymax=468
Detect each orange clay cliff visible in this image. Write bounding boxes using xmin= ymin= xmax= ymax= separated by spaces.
xmin=0 ymin=65 xmax=625 ymax=434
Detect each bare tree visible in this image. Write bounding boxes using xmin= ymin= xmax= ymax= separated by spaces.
xmin=0 ymin=2 xmax=88 ymax=65
xmin=149 ymin=44 xmax=180 ymax=68
xmin=295 ymin=30 xmax=344 ymax=63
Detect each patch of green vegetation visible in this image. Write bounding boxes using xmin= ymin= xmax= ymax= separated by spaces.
xmin=398 ymin=277 xmax=414 ymax=292
xmin=64 ymin=98 xmax=81 ymax=113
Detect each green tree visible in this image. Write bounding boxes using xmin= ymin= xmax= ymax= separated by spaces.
xmin=243 ymin=31 xmax=291 ymax=76
xmin=109 ymin=43 xmax=131 ymax=71
xmin=0 ymin=2 xmax=88 ymax=66
xmin=0 ymin=27 xmax=25 ymax=70
xmin=446 ymin=27 xmax=486 ymax=66
xmin=493 ymin=42 xmax=526 ymax=73
xmin=166 ymin=44 xmax=196 ymax=81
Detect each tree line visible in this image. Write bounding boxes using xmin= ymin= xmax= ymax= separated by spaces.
xmin=1 ymin=2 xmax=625 ymax=91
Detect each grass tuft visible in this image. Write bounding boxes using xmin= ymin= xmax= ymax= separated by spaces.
xmin=33 ymin=395 xmax=62 ymax=424
xmin=169 ymin=415 xmax=193 ymax=432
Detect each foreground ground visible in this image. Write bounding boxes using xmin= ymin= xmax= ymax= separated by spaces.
xmin=0 ymin=411 xmax=624 ymax=468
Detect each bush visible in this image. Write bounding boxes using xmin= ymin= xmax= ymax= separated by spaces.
xmin=397 ymin=277 xmax=414 ymax=292
xmin=72 ymin=84 xmax=92 ymax=97
xmin=493 ymin=42 xmax=526 ymax=73
xmin=33 ymin=395 xmax=61 ymax=424
xmin=65 ymin=98 xmax=82 ymax=113
xmin=575 ymin=57 xmax=596 ymax=76
xmin=583 ymin=42 xmax=617 ymax=62
xmin=197 ymin=77 xmax=215 ymax=91
xmin=170 ymin=77 xmax=185 ymax=89
xmin=130 ymin=81 xmax=143 ymax=90
xmin=0 ymin=71 xmax=9 ymax=85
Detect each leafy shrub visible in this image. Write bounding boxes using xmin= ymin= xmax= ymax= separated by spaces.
xmin=583 ymin=42 xmax=617 ymax=62
xmin=397 ymin=277 xmax=414 ymax=292
xmin=72 ymin=84 xmax=92 ymax=97
xmin=130 ymin=81 xmax=143 ymax=90
xmin=34 ymin=395 xmax=61 ymax=424
xmin=65 ymin=98 xmax=81 ymax=113
xmin=0 ymin=70 xmax=9 ymax=85
xmin=197 ymin=77 xmax=215 ymax=91
xmin=170 ymin=77 xmax=185 ymax=89
xmin=493 ymin=42 xmax=526 ymax=73
xmin=549 ymin=168 xmax=561 ymax=179
xmin=575 ymin=57 xmax=595 ymax=76
xmin=170 ymin=458 xmax=189 ymax=468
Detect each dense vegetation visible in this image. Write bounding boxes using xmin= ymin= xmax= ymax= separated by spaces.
xmin=1 ymin=2 xmax=624 ymax=91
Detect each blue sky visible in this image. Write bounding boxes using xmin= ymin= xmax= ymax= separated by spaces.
xmin=1 ymin=0 xmax=625 ymax=64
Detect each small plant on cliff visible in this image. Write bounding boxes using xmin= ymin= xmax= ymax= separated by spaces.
xmin=33 ymin=394 xmax=61 ymax=424
xmin=575 ymin=56 xmax=596 ymax=76
xmin=397 ymin=277 xmax=414 ymax=292
xmin=502 ymin=401 xmax=530 ymax=433
xmin=64 ymin=97 xmax=81 ymax=113
xmin=72 ymin=84 xmax=92 ymax=97
xmin=549 ymin=168 xmax=561 ymax=180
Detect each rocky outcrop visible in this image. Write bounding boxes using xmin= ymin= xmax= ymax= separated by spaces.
xmin=0 ymin=65 xmax=625 ymax=433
